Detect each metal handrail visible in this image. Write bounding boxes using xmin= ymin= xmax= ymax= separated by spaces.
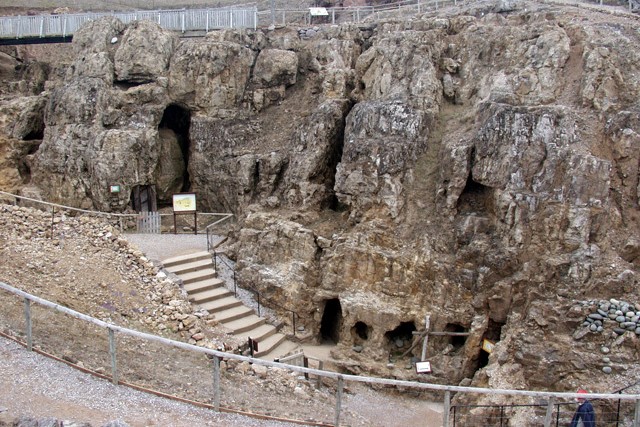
xmin=205 ymin=213 xmax=234 ymax=252
xmin=3 ymin=280 xmax=640 ymax=427
xmin=0 ymin=6 xmax=257 ymax=40
xmin=212 ymin=250 xmax=300 ymax=336
xmin=1 ymin=191 xmax=233 ymax=235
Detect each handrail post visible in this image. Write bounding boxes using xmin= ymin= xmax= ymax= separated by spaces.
xmin=634 ymin=399 xmax=640 ymax=427
xmin=335 ymin=376 xmax=344 ymax=426
xmin=617 ymin=390 xmax=622 ymax=426
xmin=544 ymin=398 xmax=555 ymax=427
xmin=453 ymin=405 xmax=457 ymax=427
xmin=51 ymin=206 xmax=55 ymax=237
xmin=555 ymin=403 xmax=561 ymax=427
xmin=443 ymin=391 xmax=451 ymax=427
xmin=317 ymin=360 xmax=323 ymax=390
xmin=213 ymin=356 xmax=221 ymax=411
xmin=292 ymin=312 xmax=296 ymax=336
xmin=24 ymin=298 xmax=32 ymax=351
xmin=500 ymin=405 xmax=505 ymax=427
xmin=233 ymin=271 xmax=237 ymax=296
xmin=108 ymin=327 xmax=118 ymax=385
xmin=257 ymin=293 xmax=261 ymax=317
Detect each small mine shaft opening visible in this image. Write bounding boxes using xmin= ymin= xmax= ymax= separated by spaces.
xmin=320 ymin=298 xmax=343 ymax=344
xmin=351 ymin=321 xmax=370 ymax=344
xmin=445 ymin=323 xmax=468 ymax=350
xmin=474 ymin=319 xmax=504 ymax=372
xmin=457 ymin=172 xmax=493 ymax=215
xmin=385 ymin=321 xmax=416 ymax=356
xmin=158 ymin=104 xmax=191 ymax=206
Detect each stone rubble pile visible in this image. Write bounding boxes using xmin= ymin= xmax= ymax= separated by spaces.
xmin=581 ymin=298 xmax=640 ymax=336
xmin=0 ymin=203 xmax=240 ymax=355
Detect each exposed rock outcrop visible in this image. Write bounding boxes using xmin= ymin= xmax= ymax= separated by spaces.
xmin=2 ymin=0 xmax=640 ymax=405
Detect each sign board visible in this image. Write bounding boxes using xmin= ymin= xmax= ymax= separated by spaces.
xmin=415 ymin=361 xmax=432 ymax=374
xmin=482 ymin=339 xmax=495 ymax=354
xmin=309 ymin=7 xmax=329 ymax=16
xmin=109 ymin=185 xmax=121 ymax=194
xmin=172 ymin=193 xmax=196 ymax=212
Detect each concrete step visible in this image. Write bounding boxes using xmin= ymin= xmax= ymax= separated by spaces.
xmin=263 ymin=341 xmax=300 ymax=362
xmin=162 ymin=251 xmax=211 ymax=268
xmin=190 ymin=287 xmax=232 ymax=304
xmin=199 ymin=296 xmax=243 ymax=313
xmin=165 ymin=259 xmax=212 ymax=275
xmin=255 ymin=333 xmax=287 ymax=358
xmin=212 ymin=306 xmax=255 ymax=323
xmin=180 ymin=268 xmax=217 ymax=285
xmin=223 ymin=315 xmax=267 ymax=335
xmin=184 ymin=277 xmax=225 ymax=294
xmin=236 ymin=323 xmax=276 ymax=342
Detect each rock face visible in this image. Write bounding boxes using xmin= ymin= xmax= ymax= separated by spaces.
xmin=3 ymin=0 xmax=640 ymax=400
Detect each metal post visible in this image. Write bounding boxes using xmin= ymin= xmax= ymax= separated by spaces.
xmin=213 ymin=356 xmax=221 ymax=411
xmin=616 ymin=392 xmax=622 ymax=426
xmin=332 ymin=8 xmax=335 ymax=24
xmin=108 ymin=328 xmax=118 ymax=385
xmin=233 ymin=271 xmax=237 ymax=296
xmin=500 ymin=406 xmax=505 ymax=427
xmin=544 ymin=399 xmax=555 ymax=427
xmin=335 ymin=376 xmax=344 ymax=426
xmin=634 ymin=399 xmax=640 ymax=427
xmin=443 ymin=391 xmax=451 ymax=427
xmin=270 ymin=0 xmax=275 ymax=25
xmin=24 ymin=298 xmax=32 ymax=351
xmin=317 ymin=360 xmax=323 ymax=390
xmin=51 ymin=206 xmax=55 ymax=237
xmin=421 ymin=315 xmax=430 ymax=361
xmin=292 ymin=312 xmax=296 ymax=336
xmin=257 ymin=293 xmax=261 ymax=317
xmin=555 ymin=403 xmax=560 ymax=427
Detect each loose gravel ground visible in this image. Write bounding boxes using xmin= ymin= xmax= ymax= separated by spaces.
xmin=0 ymin=336 xmax=299 ymax=427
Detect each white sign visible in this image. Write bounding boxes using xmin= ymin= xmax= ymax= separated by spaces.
xmin=172 ymin=193 xmax=196 ymax=212
xmin=416 ymin=361 xmax=432 ymax=374
xmin=309 ymin=7 xmax=329 ymax=16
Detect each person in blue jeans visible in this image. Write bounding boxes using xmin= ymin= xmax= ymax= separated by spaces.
xmin=570 ymin=389 xmax=596 ymax=427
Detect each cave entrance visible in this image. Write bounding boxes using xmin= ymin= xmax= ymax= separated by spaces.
xmin=445 ymin=323 xmax=469 ymax=351
xmin=457 ymin=172 xmax=493 ymax=215
xmin=156 ymin=104 xmax=191 ymax=208
xmin=473 ymin=319 xmax=505 ymax=372
xmin=385 ymin=321 xmax=416 ymax=355
xmin=351 ymin=321 xmax=370 ymax=345
xmin=131 ymin=185 xmax=157 ymax=212
xmin=320 ymin=298 xmax=343 ymax=344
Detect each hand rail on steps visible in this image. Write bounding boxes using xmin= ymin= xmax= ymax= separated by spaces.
xmin=212 ymin=250 xmax=301 ymax=337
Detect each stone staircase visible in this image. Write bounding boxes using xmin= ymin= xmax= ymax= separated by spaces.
xmin=162 ymin=250 xmax=298 ymax=359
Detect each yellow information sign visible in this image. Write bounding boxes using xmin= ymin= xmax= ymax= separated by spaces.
xmin=482 ymin=339 xmax=495 ymax=354
xmin=172 ymin=193 xmax=196 ymax=212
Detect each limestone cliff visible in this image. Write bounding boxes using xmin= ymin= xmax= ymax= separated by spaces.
xmin=2 ymin=0 xmax=640 ymax=401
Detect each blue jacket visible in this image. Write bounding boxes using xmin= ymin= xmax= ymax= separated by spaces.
xmin=570 ymin=400 xmax=596 ymax=427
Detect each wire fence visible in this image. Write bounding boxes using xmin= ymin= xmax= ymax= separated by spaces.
xmin=0 ymin=190 xmax=232 ymax=235
xmin=2 ymin=281 xmax=640 ymax=426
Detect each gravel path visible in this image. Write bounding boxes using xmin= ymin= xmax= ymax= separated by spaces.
xmin=123 ymin=233 xmax=210 ymax=262
xmin=0 ymin=336 xmax=300 ymax=427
